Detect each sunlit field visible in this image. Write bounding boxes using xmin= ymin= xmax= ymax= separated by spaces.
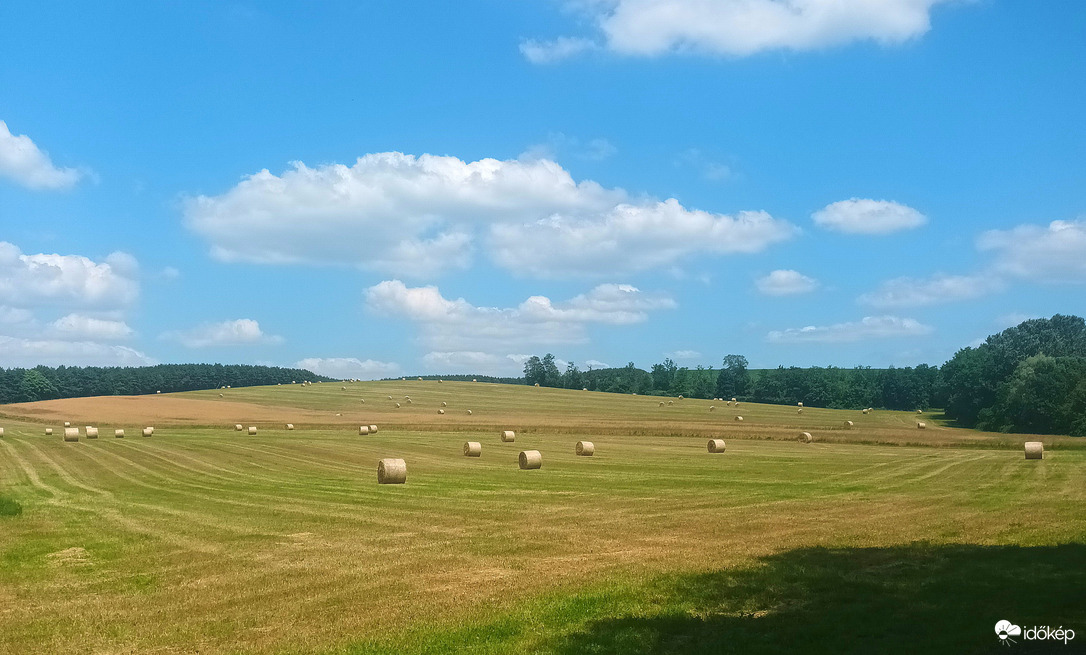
xmin=1 ymin=381 xmax=1083 ymax=654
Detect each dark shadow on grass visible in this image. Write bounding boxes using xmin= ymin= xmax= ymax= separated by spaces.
xmin=548 ymin=543 xmax=1086 ymax=655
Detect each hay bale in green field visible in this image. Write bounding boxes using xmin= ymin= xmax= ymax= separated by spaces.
xmin=115 ymin=429 xmax=124 ymax=438
xmin=707 ymin=439 xmax=726 ymax=453
xmin=501 ymin=430 xmax=515 ymax=442
xmin=464 ymin=442 xmax=482 ymax=457
xmin=519 ymin=450 xmax=542 ymax=469
xmin=576 ymin=441 xmax=594 ymax=456
xmin=1025 ymin=442 xmax=1044 ymax=460
xmin=63 ymin=427 xmax=79 ymax=442
xmin=798 ymin=432 xmax=813 ymax=443
xmin=377 ymin=458 xmax=407 ymax=484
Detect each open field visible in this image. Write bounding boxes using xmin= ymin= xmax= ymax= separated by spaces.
xmin=1 ymin=382 xmax=1084 ymax=654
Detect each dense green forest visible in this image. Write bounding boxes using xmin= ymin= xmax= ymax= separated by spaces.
xmin=0 ymin=364 xmax=333 ymax=404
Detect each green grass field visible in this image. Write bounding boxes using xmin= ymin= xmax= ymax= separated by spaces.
xmin=1 ymin=381 xmax=1083 ymax=654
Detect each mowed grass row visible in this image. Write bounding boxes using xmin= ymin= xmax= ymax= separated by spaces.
xmin=1 ymin=412 xmax=1084 ymax=654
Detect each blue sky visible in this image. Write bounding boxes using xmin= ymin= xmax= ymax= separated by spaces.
xmin=1 ymin=1 xmax=1084 ymax=379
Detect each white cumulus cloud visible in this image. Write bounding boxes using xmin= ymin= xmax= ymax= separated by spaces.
xmin=294 ymin=357 xmax=400 ymax=380
xmin=0 ymin=120 xmax=85 ymax=190
xmin=365 ymin=280 xmax=675 ymax=352
xmin=859 ymin=273 xmax=1001 ymax=308
xmin=755 ymin=269 xmax=819 ymax=296
xmin=184 ymin=153 xmax=796 ymax=278
xmin=164 ymin=319 xmax=283 ymax=348
xmin=767 ymin=315 xmax=933 ymax=343
xmin=524 ymin=0 xmax=953 ymax=61
xmin=977 ymin=219 xmax=1086 ymax=283
xmin=812 ymin=198 xmax=927 ymax=234
xmin=585 ymin=359 xmax=610 ymax=369
xmin=0 ymin=242 xmax=139 ymax=309
xmin=49 ymin=314 xmax=134 ymax=341
xmin=0 ymin=336 xmax=154 ymax=368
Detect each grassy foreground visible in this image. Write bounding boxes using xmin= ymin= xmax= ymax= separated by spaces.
xmin=0 ymin=382 xmax=1083 ymax=654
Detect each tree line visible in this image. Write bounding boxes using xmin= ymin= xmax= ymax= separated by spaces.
xmin=0 ymin=363 xmax=334 ymax=404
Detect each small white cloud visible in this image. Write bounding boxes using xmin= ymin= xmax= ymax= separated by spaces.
xmin=0 ymin=242 xmax=139 ymax=309
xmin=0 ymin=335 xmax=154 ymax=367
xmin=755 ymin=269 xmax=819 ymax=296
xmin=164 ymin=318 xmax=283 ymax=348
xmin=859 ymin=273 xmax=1001 ymax=308
xmin=676 ymin=149 xmax=732 ymax=182
xmin=667 ymin=350 xmax=701 ymax=360
xmin=519 ymin=36 xmax=596 ymax=63
xmin=767 ymin=315 xmax=933 ymax=343
xmin=812 ymin=198 xmax=927 ymax=235
xmin=294 ymin=357 xmax=400 ymax=380
xmin=49 ymin=314 xmax=133 ymax=341
xmin=528 ymin=0 xmax=953 ymax=59
xmin=585 ymin=359 xmax=610 ymax=368
xmin=159 ymin=267 xmax=181 ymax=281
xmin=978 ymin=219 xmax=1086 ymax=283
xmin=0 ymin=120 xmax=85 ymax=190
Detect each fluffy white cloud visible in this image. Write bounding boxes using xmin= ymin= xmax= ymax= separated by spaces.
xmin=184 ymin=153 xmax=796 ymax=278
xmin=0 ymin=120 xmax=84 ymax=190
xmin=0 ymin=243 xmax=139 ymax=309
xmin=0 ymin=336 xmax=154 ymax=368
xmin=585 ymin=359 xmax=610 ymax=369
xmin=49 ymin=314 xmax=134 ymax=341
xmin=667 ymin=350 xmax=702 ymax=359
xmin=859 ymin=273 xmax=1000 ymax=308
xmin=421 ymin=351 xmax=530 ymax=375
xmin=755 ymin=269 xmax=819 ymax=296
xmin=767 ymin=315 xmax=933 ymax=343
xmin=977 ymin=219 xmax=1086 ymax=283
xmin=812 ymin=198 xmax=927 ymax=234
xmin=164 ymin=319 xmax=283 ymax=348
xmin=524 ymin=0 xmax=952 ymax=61
xmin=294 ymin=357 xmax=400 ymax=380
xmin=366 ymin=280 xmax=674 ymax=352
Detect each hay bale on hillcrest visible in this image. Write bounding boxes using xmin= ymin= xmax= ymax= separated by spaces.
xmin=64 ymin=427 xmax=79 ymax=442
xmin=519 ymin=450 xmax=542 ymax=469
xmin=114 ymin=429 xmax=124 ymax=438
xmin=678 ymin=395 xmax=684 ymax=400
xmin=142 ymin=427 xmax=153 ymax=437
xmin=247 ymin=426 xmax=257 ymax=435
xmin=464 ymin=442 xmax=482 ymax=457
xmin=576 ymin=441 xmax=594 ymax=456
xmin=45 ymin=428 xmax=53 ymax=435
xmin=862 ymin=408 xmax=869 ymax=415
xmin=286 ymin=424 xmax=294 ymax=430
xmin=916 ymin=422 xmax=927 ymax=429
xmin=734 ymin=416 xmax=744 ymax=422
xmin=916 ymin=409 xmax=923 ymax=414
xmin=797 ymin=402 xmax=803 ymax=407
xmin=707 ymin=439 xmax=726 ymax=453
xmin=85 ymin=426 xmax=99 ymax=439
xmin=501 ymin=430 xmax=516 ymax=443
xmin=369 ymin=425 xmax=378 ymax=433
xmin=377 ymin=458 xmax=407 ymax=484
xmin=534 ymin=382 xmax=540 ymax=387
xmin=359 ymin=426 xmax=370 ymax=435
xmin=1024 ymin=442 xmax=1044 ymax=460
xmin=843 ymin=421 xmax=853 ymax=428
xmin=798 ymin=432 xmax=813 ymax=443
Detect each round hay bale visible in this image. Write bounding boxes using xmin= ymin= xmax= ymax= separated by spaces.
xmin=418 ymin=377 xmax=423 ymax=381
xmin=64 ymin=427 xmax=79 ymax=442
xmin=45 ymin=427 xmax=54 ymax=435
xmin=286 ymin=423 xmax=294 ymax=430
xmin=575 ymin=441 xmax=594 ymax=456
xmin=916 ymin=422 xmax=927 ymax=429
xmin=735 ymin=416 xmax=744 ymax=422
xmin=369 ymin=425 xmax=378 ymax=433
xmin=377 ymin=458 xmax=407 ymax=484
xmin=64 ymin=421 xmax=71 ymax=428
xmin=395 ymin=403 xmax=401 ymax=408
xmin=0 ymin=428 xmax=4 ymax=437
xmin=387 ymin=395 xmax=393 ymax=400
xmin=464 ymin=441 xmax=482 ymax=457
xmin=142 ymin=427 xmax=153 ymax=437
xmin=247 ymin=426 xmax=257 ymax=435
xmin=534 ymin=382 xmax=540 ymax=387
xmin=843 ymin=420 xmax=853 ymax=428
xmin=407 ymin=399 xmax=412 ymax=404
xmin=438 ymin=379 xmax=443 ymax=383
xmin=473 ymin=378 xmax=477 ymax=382
xmin=438 ymin=409 xmax=445 ymax=415
xmin=519 ymin=450 xmax=542 ymax=469
xmin=359 ymin=426 xmax=370 ymax=435
xmin=234 ymin=424 xmax=243 ymax=431
xmin=798 ymin=402 xmax=803 ymax=407
xmin=707 ymin=439 xmax=726 ymax=453
xmin=582 ymin=387 xmax=587 ymax=391
xmin=799 ymin=432 xmax=813 ymax=443
xmin=85 ymin=426 xmax=99 ymax=439
xmin=1024 ymin=442 xmax=1044 ymax=460
xmin=156 ymin=390 xmax=161 ymax=394
xmin=360 ymin=399 xmax=365 ymax=403
xmin=862 ymin=408 xmax=869 ymax=415
xmin=659 ymin=401 xmax=665 ymax=406
xmin=219 ymin=393 xmax=224 ymax=397
xmin=501 ymin=430 xmax=516 ymax=443
xmin=678 ymin=395 xmax=684 ymax=400
xmin=916 ymin=409 xmax=923 ymax=414
xmin=797 ymin=408 xmax=803 ymax=414
xmin=731 ymin=397 xmax=736 ymax=402
xmin=667 ymin=400 xmax=673 ymax=406
xmin=114 ymin=429 xmax=124 ymax=438
xmin=467 ymin=410 xmax=472 ymax=415
xmin=441 ymin=402 xmax=447 ymax=407
xmin=342 ymin=386 xmax=347 ymax=391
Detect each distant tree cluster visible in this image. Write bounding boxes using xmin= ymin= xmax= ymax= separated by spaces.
xmin=0 ymin=364 xmax=334 ymax=404
xmin=941 ymin=315 xmax=1086 ymax=435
